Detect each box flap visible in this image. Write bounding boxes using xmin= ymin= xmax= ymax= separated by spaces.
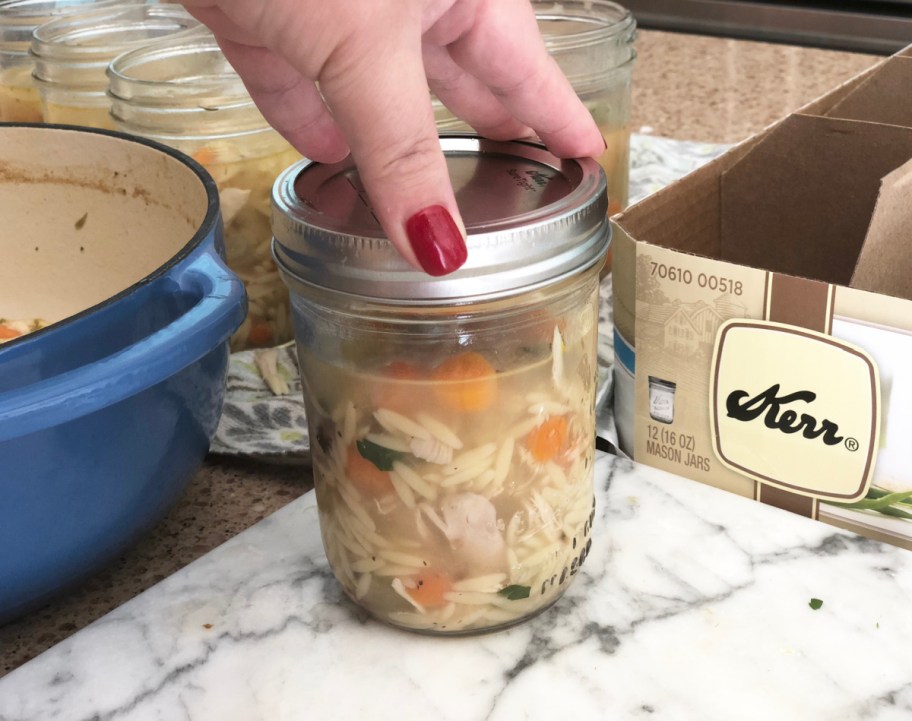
xmin=797 ymin=59 xmax=885 ymax=117
xmin=719 ymin=115 xmax=912 ymax=285
xmin=826 ymin=57 xmax=912 ymax=128
xmin=850 ymin=158 xmax=912 ymax=299
xmin=613 ymin=135 xmax=762 ymax=258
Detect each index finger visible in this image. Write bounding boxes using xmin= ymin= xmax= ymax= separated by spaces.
xmin=308 ymin=8 xmax=468 ymax=277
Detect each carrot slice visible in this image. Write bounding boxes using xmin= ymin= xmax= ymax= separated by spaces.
xmin=431 ymin=351 xmax=496 ymax=412
xmin=345 ymin=443 xmax=394 ymax=497
xmin=525 ymin=415 xmax=570 ymax=462
xmin=246 ymin=319 xmax=274 ymax=348
xmin=191 ymin=146 xmax=218 ymax=167
xmin=406 ymin=571 xmax=452 ymax=608
xmin=0 ymin=324 xmax=22 ymax=340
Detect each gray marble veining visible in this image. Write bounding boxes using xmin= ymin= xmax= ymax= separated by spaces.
xmin=1 ymin=454 xmax=911 ymax=720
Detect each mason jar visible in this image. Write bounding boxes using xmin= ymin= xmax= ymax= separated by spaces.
xmin=30 ymin=2 xmax=198 ymax=129
xmin=108 ymin=32 xmax=300 ymax=349
xmin=434 ymin=1 xmax=635 ymax=216
xmin=0 ymin=0 xmax=122 ymax=122
xmin=537 ymin=1 xmax=636 ymax=216
xmin=273 ymin=135 xmax=609 ymax=634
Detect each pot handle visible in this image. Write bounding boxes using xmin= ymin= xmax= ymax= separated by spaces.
xmin=0 ymin=250 xmax=246 ymax=444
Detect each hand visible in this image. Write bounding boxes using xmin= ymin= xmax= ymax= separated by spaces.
xmin=180 ymin=0 xmax=605 ymax=276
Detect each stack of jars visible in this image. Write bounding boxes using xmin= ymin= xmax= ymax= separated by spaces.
xmin=0 ymin=1 xmax=299 ymax=349
xmin=27 ymin=2 xmax=199 ymax=127
xmin=0 ymin=0 xmax=121 ymax=122
xmin=108 ymin=33 xmax=300 ymax=349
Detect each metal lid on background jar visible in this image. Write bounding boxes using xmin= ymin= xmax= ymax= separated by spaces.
xmin=271 ymin=134 xmax=610 ymax=304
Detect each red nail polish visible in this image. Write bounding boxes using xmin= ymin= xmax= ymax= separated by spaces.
xmin=405 ymin=205 xmax=467 ymax=276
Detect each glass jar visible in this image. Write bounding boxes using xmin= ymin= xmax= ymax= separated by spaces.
xmin=273 ymin=135 xmax=609 ymax=634
xmin=434 ymin=1 xmax=635 ymax=215
xmin=537 ymin=1 xmax=636 ymax=216
xmin=30 ymin=2 xmax=198 ymax=129
xmin=0 ymin=0 xmax=122 ymax=122
xmin=108 ymin=32 xmax=300 ymax=349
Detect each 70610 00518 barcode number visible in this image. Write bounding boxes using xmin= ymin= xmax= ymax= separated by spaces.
xmin=649 ymin=262 xmax=743 ymax=295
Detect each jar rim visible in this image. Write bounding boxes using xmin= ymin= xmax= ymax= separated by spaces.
xmin=272 ymin=134 xmax=611 ymax=305
xmin=0 ymin=0 xmax=129 ymax=52
xmin=106 ymin=30 xmax=251 ymax=105
xmin=1 ymin=0 xmax=122 ymax=22
xmin=30 ymin=3 xmax=198 ymax=64
xmin=535 ymin=0 xmax=636 ymax=50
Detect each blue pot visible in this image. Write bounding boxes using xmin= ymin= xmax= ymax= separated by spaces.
xmin=0 ymin=124 xmax=247 ymax=623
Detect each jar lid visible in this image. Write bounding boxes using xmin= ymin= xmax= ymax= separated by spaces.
xmin=272 ymin=134 xmax=609 ymax=305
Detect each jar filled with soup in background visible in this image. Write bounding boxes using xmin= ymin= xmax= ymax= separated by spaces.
xmin=536 ymin=1 xmax=636 ymax=216
xmin=434 ymin=1 xmax=636 ymax=216
xmin=108 ymin=31 xmax=300 ymax=349
xmin=273 ymin=136 xmax=610 ymax=634
xmin=30 ymin=2 xmax=198 ymax=128
xmin=0 ymin=0 xmax=122 ymax=122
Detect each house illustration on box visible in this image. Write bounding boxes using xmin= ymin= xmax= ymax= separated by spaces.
xmin=640 ymin=295 xmax=747 ymax=356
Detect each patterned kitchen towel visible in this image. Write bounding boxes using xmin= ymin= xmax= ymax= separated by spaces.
xmin=210 ymin=134 xmax=731 ymax=460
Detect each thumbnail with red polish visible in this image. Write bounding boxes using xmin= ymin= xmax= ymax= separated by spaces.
xmin=405 ymin=205 xmax=467 ymax=276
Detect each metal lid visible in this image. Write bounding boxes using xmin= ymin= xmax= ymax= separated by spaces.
xmin=271 ymin=134 xmax=610 ymax=304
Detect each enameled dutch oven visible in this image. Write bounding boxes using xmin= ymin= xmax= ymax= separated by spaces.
xmin=0 ymin=124 xmax=246 ymax=623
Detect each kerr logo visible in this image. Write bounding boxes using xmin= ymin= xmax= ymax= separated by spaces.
xmin=711 ymin=320 xmax=880 ymax=501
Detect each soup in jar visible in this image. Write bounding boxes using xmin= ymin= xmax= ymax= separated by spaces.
xmin=191 ymin=143 xmax=300 ymax=350
xmin=299 ymin=304 xmax=597 ymax=634
xmin=0 ymin=66 xmax=42 ymax=122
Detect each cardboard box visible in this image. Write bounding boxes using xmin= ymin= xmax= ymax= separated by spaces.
xmin=612 ymin=46 xmax=912 ymax=549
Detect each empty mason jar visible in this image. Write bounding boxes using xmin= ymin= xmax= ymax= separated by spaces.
xmin=273 ymin=135 xmax=609 ymax=634
xmin=30 ymin=2 xmax=198 ymax=128
xmin=108 ymin=31 xmax=301 ymax=349
xmin=0 ymin=0 xmax=122 ymax=122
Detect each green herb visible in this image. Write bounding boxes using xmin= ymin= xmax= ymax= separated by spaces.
xmin=830 ymin=488 xmax=912 ymax=520
xmin=74 ymin=212 xmax=88 ymax=230
xmin=356 ymin=438 xmax=402 ymax=472
xmin=809 ymin=598 xmax=823 ymax=610
xmin=499 ymin=584 xmax=531 ymax=601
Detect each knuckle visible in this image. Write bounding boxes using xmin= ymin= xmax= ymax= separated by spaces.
xmin=488 ymin=64 xmax=538 ymax=100
xmin=369 ymin=133 xmax=442 ymax=186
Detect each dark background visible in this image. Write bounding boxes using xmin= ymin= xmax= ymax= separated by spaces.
xmin=623 ymin=1 xmax=912 ymax=53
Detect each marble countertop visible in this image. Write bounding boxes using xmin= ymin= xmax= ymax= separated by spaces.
xmin=2 ymin=454 xmax=911 ymax=720
xmin=0 ymin=30 xmax=887 ymax=677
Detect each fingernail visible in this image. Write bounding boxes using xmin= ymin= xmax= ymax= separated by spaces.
xmin=405 ymin=205 xmax=467 ymax=276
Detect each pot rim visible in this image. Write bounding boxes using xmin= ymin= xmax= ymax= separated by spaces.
xmin=0 ymin=121 xmax=221 ymax=347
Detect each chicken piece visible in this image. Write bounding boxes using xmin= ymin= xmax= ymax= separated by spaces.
xmin=437 ymin=493 xmax=506 ymax=574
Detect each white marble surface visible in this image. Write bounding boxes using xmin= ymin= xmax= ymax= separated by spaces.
xmin=2 ymin=454 xmax=912 ymax=720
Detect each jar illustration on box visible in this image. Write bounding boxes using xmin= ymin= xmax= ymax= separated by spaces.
xmin=648 ymin=376 xmax=676 ymax=424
